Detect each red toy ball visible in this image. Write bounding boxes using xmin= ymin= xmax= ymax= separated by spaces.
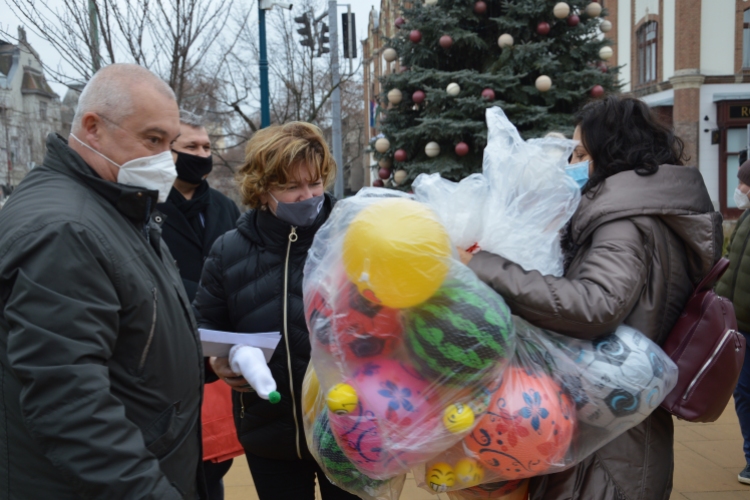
xmin=394 ymin=149 xmax=408 ymax=162
xmin=378 ymin=167 xmax=391 ymax=180
xmin=481 ymin=88 xmax=496 ymax=101
xmin=372 ymin=179 xmax=385 ymax=187
xmin=440 ymin=35 xmax=453 ymax=49
xmin=332 ymin=284 xmax=402 ymax=360
xmin=410 ymin=30 xmax=422 ymax=43
xmin=412 ymin=90 xmax=426 ymax=104
xmin=395 ymin=17 xmax=405 ymax=28
xmin=536 ymin=22 xmax=551 ymax=35
xmin=464 ymin=367 xmax=575 ymax=480
xmin=455 ymin=142 xmax=470 ymax=157
xmin=567 ymin=14 xmax=580 ymax=27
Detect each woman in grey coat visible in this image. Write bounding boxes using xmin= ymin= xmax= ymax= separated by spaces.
xmin=461 ymin=96 xmax=723 ymax=500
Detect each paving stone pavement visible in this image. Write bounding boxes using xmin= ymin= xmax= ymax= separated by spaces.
xmin=223 ymin=400 xmax=750 ymax=500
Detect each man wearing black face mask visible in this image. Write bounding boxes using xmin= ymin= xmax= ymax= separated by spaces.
xmin=157 ymin=110 xmax=241 ymax=500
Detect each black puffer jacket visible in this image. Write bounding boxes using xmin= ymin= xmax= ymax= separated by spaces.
xmin=193 ymin=195 xmax=333 ymax=461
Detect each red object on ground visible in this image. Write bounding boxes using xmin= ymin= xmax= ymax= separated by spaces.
xmin=202 ymin=382 xmax=244 ymax=462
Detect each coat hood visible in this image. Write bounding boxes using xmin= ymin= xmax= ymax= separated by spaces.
xmin=571 ymin=164 xmax=723 ymax=282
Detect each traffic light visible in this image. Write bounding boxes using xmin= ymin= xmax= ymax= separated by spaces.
xmin=294 ymin=14 xmax=314 ymax=48
xmin=342 ymin=13 xmax=357 ymax=59
xmin=317 ymin=22 xmax=330 ymax=56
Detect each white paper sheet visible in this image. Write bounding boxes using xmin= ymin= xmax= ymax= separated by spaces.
xmin=199 ymin=329 xmax=281 ymax=362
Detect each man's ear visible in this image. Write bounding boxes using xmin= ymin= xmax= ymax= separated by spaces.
xmin=80 ymin=112 xmax=104 ymax=148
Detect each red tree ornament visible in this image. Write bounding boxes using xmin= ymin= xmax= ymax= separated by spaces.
xmin=439 ymin=35 xmax=453 ymax=49
xmin=598 ymin=62 xmax=609 ymax=73
xmin=537 ymin=22 xmax=551 ymax=35
xmin=473 ymin=1 xmax=487 ymax=14
xmin=481 ymin=88 xmax=496 ymax=100
xmin=412 ymin=90 xmax=426 ymax=104
xmin=378 ymin=167 xmax=391 ymax=180
xmin=591 ymin=85 xmax=605 ymax=98
xmin=455 ymin=142 xmax=470 ymax=156
xmin=394 ymin=149 xmax=408 ymax=162
xmin=409 ymin=30 xmax=422 ymax=43
xmin=567 ymin=14 xmax=580 ymax=26
xmin=395 ymin=17 xmax=405 ymax=29
xmin=372 ymin=179 xmax=385 ymax=187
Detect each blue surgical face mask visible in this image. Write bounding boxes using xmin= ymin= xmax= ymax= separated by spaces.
xmin=565 ymin=160 xmax=590 ymax=188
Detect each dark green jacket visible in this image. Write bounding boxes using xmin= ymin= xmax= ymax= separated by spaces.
xmin=0 ymin=134 xmax=204 ymax=499
xmin=717 ymin=210 xmax=750 ymax=332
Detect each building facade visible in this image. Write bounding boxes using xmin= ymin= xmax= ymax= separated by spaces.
xmin=600 ymin=0 xmax=750 ymax=220
xmin=0 ymin=27 xmax=62 ymax=192
xmin=361 ymin=0 xmax=405 ymax=188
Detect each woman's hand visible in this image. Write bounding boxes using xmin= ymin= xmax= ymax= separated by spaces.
xmin=209 ymin=356 xmax=254 ymax=393
xmin=457 ymin=247 xmax=474 ymax=266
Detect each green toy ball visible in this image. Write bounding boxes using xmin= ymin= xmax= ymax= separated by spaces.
xmin=268 ymin=391 xmax=281 ymax=404
xmin=404 ymin=279 xmax=514 ymax=385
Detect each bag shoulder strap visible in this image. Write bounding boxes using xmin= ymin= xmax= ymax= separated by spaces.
xmin=696 ymin=258 xmax=731 ymax=294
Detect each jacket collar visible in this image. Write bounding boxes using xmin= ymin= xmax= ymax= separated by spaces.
xmin=237 ymin=193 xmax=334 ymax=250
xmin=44 ymin=133 xmax=159 ymax=224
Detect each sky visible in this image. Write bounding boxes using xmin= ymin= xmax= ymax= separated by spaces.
xmin=1 ymin=0 xmax=378 ymax=97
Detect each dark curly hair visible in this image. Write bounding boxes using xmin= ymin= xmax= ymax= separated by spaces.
xmin=575 ymin=95 xmax=688 ymax=192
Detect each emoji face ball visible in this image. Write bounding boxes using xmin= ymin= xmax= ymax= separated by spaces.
xmin=427 ymin=462 xmax=455 ymax=493
xmin=326 ymin=383 xmax=358 ymax=415
xmin=455 ymin=458 xmax=485 ymax=487
xmin=443 ymin=403 xmax=475 ymax=434
xmin=464 ymin=367 xmax=575 ymax=480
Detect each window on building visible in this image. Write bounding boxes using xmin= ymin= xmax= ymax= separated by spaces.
xmin=727 ymin=127 xmax=748 ymax=208
xmin=39 ymin=101 xmax=47 ymax=121
xmin=637 ymin=21 xmax=658 ymax=85
xmin=744 ymin=9 xmax=750 ymax=68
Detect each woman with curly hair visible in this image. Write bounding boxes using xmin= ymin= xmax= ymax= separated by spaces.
xmin=193 ymin=122 xmax=357 ymax=500
xmin=461 ymin=95 xmax=723 ymax=500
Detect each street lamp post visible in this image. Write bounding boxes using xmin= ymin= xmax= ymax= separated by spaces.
xmin=259 ymin=0 xmax=293 ymax=129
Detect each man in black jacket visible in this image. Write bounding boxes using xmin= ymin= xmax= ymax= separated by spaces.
xmin=0 ymin=64 xmax=204 ymax=499
xmin=158 ymin=110 xmax=241 ymax=499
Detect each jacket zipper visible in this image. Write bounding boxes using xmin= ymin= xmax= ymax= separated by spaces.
xmin=284 ymin=226 xmax=303 ymax=459
xmin=138 ymin=288 xmax=158 ymax=371
xmin=682 ymin=328 xmax=736 ymax=400
xmin=240 ymin=393 xmax=245 ymax=419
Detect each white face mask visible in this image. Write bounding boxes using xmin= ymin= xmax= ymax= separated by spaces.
xmin=735 ymin=188 xmax=750 ymax=210
xmin=70 ymin=134 xmax=177 ymax=203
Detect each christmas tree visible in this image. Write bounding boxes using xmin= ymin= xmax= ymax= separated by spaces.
xmin=373 ymin=0 xmax=617 ymax=187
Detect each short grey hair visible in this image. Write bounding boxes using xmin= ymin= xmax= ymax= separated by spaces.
xmin=179 ymin=109 xmax=205 ymax=129
xmin=71 ymin=64 xmax=176 ymax=134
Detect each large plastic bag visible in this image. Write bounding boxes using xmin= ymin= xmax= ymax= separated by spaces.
xmin=413 ymin=107 xmax=580 ymax=276
xmin=415 ymin=320 xmax=678 ymax=497
xmin=303 ymin=190 xmax=516 ymax=496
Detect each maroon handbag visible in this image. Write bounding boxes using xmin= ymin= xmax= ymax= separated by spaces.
xmin=660 ymin=258 xmax=746 ymax=422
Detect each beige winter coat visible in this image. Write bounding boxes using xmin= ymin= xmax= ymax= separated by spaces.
xmin=469 ymin=164 xmax=723 ymax=500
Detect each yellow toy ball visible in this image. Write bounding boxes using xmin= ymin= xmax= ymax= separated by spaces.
xmin=427 ymin=462 xmax=455 ymax=493
xmin=455 ymin=458 xmax=485 ymax=487
xmin=302 ymin=367 xmax=322 ymax=421
xmin=326 ymin=383 xmax=358 ymax=415
xmin=443 ymin=403 xmax=475 ymax=433
xmin=342 ymin=198 xmax=451 ymax=309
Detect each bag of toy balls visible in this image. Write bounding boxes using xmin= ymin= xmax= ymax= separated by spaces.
xmin=302 ymin=190 xmax=516 ymax=487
